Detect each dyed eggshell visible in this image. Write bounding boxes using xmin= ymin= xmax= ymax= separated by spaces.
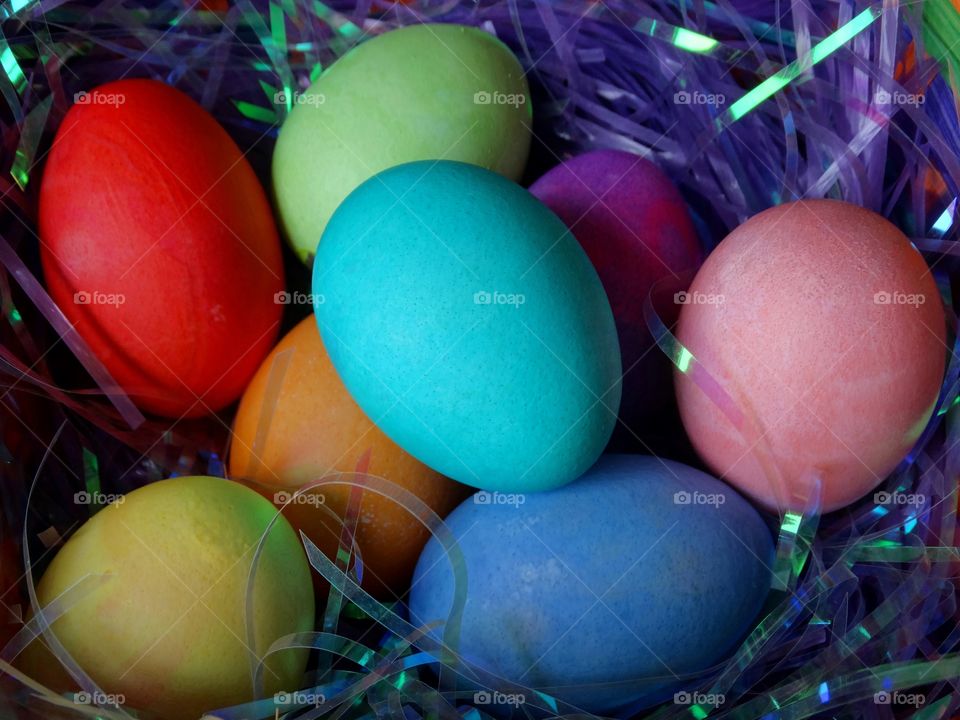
xmin=676 ymin=200 xmax=946 ymax=513
xmin=314 ymin=160 xmax=621 ymax=493
xmin=410 ymin=455 xmax=773 ymax=712
xmin=20 ymin=477 xmax=314 ymax=720
xmin=229 ymin=316 xmax=469 ymax=595
xmin=40 ymin=79 xmax=284 ymax=417
xmin=530 ymin=150 xmax=701 ymax=439
xmin=273 ymin=23 xmax=531 ymax=263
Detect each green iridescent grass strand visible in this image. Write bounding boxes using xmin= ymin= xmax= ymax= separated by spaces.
xmin=923 ymin=0 xmax=960 ymax=94
xmin=11 ymin=95 xmax=51 ymax=190
xmin=728 ymin=655 xmax=960 ymax=719
xmin=81 ymin=448 xmax=100 ymax=513
xmin=721 ymin=7 xmax=881 ymax=124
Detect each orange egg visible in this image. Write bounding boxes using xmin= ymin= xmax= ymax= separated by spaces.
xmin=229 ymin=316 xmax=468 ymax=597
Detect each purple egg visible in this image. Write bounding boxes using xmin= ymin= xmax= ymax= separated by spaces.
xmin=530 ymin=149 xmax=701 ymax=445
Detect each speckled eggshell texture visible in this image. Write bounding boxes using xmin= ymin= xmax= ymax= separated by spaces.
xmin=39 ymin=79 xmax=284 ymax=417
xmin=409 ymin=454 xmax=773 ymax=712
xmin=229 ymin=316 xmax=469 ymax=596
xmin=675 ymin=200 xmax=946 ymax=513
xmin=313 ymin=160 xmax=621 ymax=493
xmin=20 ymin=476 xmax=314 ymax=720
xmin=272 ymin=23 xmax=531 ymax=263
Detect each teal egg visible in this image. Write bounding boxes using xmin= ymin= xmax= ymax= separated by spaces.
xmin=313 ymin=161 xmax=621 ymax=492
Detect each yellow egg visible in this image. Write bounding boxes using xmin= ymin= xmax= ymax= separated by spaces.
xmin=229 ymin=316 xmax=469 ymax=596
xmin=21 ymin=476 xmax=314 ymax=719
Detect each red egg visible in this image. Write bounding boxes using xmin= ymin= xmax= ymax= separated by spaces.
xmin=676 ymin=200 xmax=946 ymax=514
xmin=40 ymin=79 xmax=284 ymax=417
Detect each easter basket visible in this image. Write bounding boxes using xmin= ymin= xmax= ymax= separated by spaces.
xmin=0 ymin=0 xmax=957 ymax=719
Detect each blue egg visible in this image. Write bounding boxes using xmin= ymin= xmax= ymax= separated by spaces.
xmin=313 ymin=160 xmax=621 ymax=493
xmin=409 ymin=455 xmax=773 ymax=713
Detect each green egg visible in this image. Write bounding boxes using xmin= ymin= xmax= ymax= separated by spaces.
xmin=272 ymin=23 xmax=532 ymax=264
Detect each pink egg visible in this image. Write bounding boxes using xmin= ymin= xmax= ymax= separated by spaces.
xmin=530 ymin=150 xmax=701 ymax=443
xmin=675 ymin=200 xmax=946 ymax=514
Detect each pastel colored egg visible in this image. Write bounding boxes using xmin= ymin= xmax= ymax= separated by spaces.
xmin=675 ymin=200 xmax=946 ymax=513
xmin=530 ymin=149 xmax=701 ymax=440
xmin=20 ymin=476 xmax=314 ymax=720
xmin=272 ymin=23 xmax=531 ymax=263
xmin=40 ymin=79 xmax=284 ymax=417
xmin=410 ymin=455 xmax=773 ymax=713
xmin=313 ymin=160 xmax=621 ymax=493
xmin=229 ymin=316 xmax=469 ymax=596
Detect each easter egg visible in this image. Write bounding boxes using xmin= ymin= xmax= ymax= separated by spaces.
xmin=530 ymin=149 xmax=701 ymax=441
xmin=21 ymin=476 xmax=313 ymax=719
xmin=409 ymin=455 xmax=773 ymax=712
xmin=675 ymin=200 xmax=946 ymax=513
xmin=229 ymin=316 xmax=469 ymax=595
xmin=313 ymin=160 xmax=621 ymax=493
xmin=39 ymin=79 xmax=284 ymax=418
xmin=272 ymin=23 xmax=531 ymax=263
